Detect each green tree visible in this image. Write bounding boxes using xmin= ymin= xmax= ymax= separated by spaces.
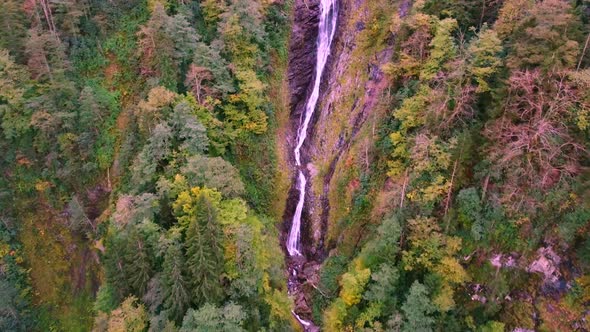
xmin=421 ymin=18 xmax=458 ymax=80
xmin=169 ymin=101 xmax=209 ymax=155
xmin=401 ymin=281 xmax=436 ymax=332
xmin=162 ymin=238 xmax=190 ymax=322
xmin=66 ymin=195 xmax=94 ymax=234
xmin=180 ymin=155 xmax=245 ymax=197
xmin=125 ymin=227 xmax=154 ymax=296
xmin=456 ymin=188 xmax=484 ymax=240
xmin=180 ymin=303 xmax=246 ymax=332
xmin=131 ymin=123 xmax=173 ymax=189
xmin=506 ymin=0 xmax=582 ymax=70
xmin=192 ymin=41 xmax=235 ymax=97
xmin=0 ymin=49 xmax=30 ymax=139
xmin=104 ymin=231 xmax=131 ymax=300
xmin=0 ymin=0 xmax=26 ymax=59
xmin=137 ymin=4 xmax=198 ymax=88
xmin=94 ymin=283 xmax=119 ymax=314
xmin=468 ymin=26 xmax=503 ymax=92
xmin=360 ymin=214 xmax=402 ymax=268
xmin=185 ymin=194 xmax=224 ymax=305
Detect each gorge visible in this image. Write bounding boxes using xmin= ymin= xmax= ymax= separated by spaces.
xmin=1 ymin=0 xmax=590 ymax=330
xmin=285 ymin=0 xmax=338 ymax=329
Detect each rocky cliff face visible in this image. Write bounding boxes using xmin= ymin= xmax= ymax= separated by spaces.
xmin=302 ymin=0 xmax=412 ymax=257
xmin=288 ymin=0 xmax=320 ymax=117
xmin=283 ymin=0 xmax=416 ymax=266
xmin=282 ymin=0 xmax=413 ymax=326
xmin=283 ymin=0 xmax=322 ymax=257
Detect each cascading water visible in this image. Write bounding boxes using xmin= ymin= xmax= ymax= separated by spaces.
xmin=287 ymin=0 xmax=338 ymax=258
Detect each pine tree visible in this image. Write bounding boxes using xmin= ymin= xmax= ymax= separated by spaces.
xmin=104 ymin=231 xmax=131 ymax=301
xmin=162 ymin=240 xmax=190 ymax=322
xmin=185 ymin=194 xmax=224 ymax=305
xmin=125 ymin=227 xmax=154 ymax=296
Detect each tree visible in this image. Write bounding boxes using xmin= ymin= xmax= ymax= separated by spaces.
xmin=363 ymin=264 xmax=400 ymax=308
xmin=66 ymin=195 xmax=94 ymax=234
xmin=184 ymin=193 xmax=224 ymax=305
xmin=162 ymin=238 xmax=190 ymax=322
xmin=125 ymin=227 xmax=154 ymax=296
xmin=421 ymin=18 xmax=458 ymax=80
xmin=169 ymin=101 xmax=209 ymax=155
xmin=105 ymin=296 xmax=148 ymax=332
xmin=0 ymin=0 xmax=26 ymax=60
xmin=401 ymin=281 xmax=436 ymax=332
xmin=185 ymin=64 xmax=213 ymax=104
xmin=135 ymin=86 xmax=177 ymax=134
xmin=504 ymin=0 xmax=582 ymax=71
xmin=113 ymin=194 xmax=160 ymax=226
xmin=493 ymin=0 xmax=534 ymax=39
xmin=181 ymin=155 xmax=245 ymax=197
xmin=180 ymin=303 xmax=246 ymax=332
xmin=142 ymin=276 xmax=163 ymax=315
xmin=192 ymin=41 xmax=234 ymax=97
xmin=24 ymin=28 xmax=68 ymax=81
xmin=468 ymin=26 xmax=503 ymax=92
xmin=360 ymin=214 xmax=402 ymax=268
xmin=94 ymin=283 xmax=119 ymax=314
xmin=200 ymin=0 xmax=226 ymax=27
xmin=456 ymin=188 xmax=484 ymax=240
xmin=136 ymin=4 xmax=198 ymax=88
xmin=131 ymin=123 xmax=173 ymax=188
xmin=0 ymin=49 xmax=30 ymax=139
xmin=104 ymin=230 xmax=131 ymax=300
xmin=339 ymin=261 xmax=371 ymax=306
xmin=484 ymin=70 xmax=585 ymax=212
xmin=402 ymin=217 xmax=469 ymax=311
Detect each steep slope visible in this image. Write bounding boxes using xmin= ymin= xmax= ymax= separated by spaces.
xmin=281 ymin=0 xmax=590 ymax=331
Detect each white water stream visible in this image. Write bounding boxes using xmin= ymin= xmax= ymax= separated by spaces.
xmin=286 ymin=0 xmax=338 ymax=258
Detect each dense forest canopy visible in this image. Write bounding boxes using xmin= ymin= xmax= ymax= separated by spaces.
xmin=0 ymin=0 xmax=589 ymax=331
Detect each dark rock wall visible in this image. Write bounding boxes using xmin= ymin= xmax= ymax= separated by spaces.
xmin=288 ymin=0 xmax=320 ymax=118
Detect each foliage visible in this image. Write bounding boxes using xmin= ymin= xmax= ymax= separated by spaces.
xmin=180 ymin=303 xmax=246 ymax=332
xmin=2 ymin=0 xmax=590 ymax=331
xmin=401 ymin=281 xmax=436 ymax=332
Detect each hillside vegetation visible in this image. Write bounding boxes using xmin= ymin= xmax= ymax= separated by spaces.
xmin=0 ymin=0 xmax=590 ymax=331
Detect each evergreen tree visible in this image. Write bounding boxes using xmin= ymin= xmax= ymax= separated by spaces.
xmin=401 ymin=281 xmax=436 ymax=332
xmin=180 ymin=303 xmax=246 ymax=332
xmin=162 ymin=239 xmax=190 ymax=322
xmin=104 ymin=231 xmax=131 ymax=301
xmin=125 ymin=227 xmax=154 ymax=296
xmin=185 ymin=194 xmax=224 ymax=305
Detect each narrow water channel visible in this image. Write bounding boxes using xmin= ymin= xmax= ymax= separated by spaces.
xmin=286 ymin=0 xmax=338 ymax=329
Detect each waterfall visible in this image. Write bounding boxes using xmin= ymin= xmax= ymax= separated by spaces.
xmin=287 ymin=0 xmax=338 ymax=257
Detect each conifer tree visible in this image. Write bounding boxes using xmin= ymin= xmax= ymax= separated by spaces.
xmin=185 ymin=194 xmax=224 ymax=305
xmin=401 ymin=281 xmax=436 ymax=332
xmin=104 ymin=232 xmax=131 ymax=301
xmin=162 ymin=239 xmax=190 ymax=322
xmin=125 ymin=227 xmax=154 ymax=296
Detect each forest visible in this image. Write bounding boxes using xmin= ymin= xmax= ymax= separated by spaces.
xmin=0 ymin=0 xmax=589 ymax=331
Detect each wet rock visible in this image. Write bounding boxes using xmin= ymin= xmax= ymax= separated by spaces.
xmin=288 ymin=0 xmax=320 ymax=117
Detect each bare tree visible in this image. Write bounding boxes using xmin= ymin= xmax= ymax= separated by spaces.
xmin=484 ymin=70 xmax=587 ymax=211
